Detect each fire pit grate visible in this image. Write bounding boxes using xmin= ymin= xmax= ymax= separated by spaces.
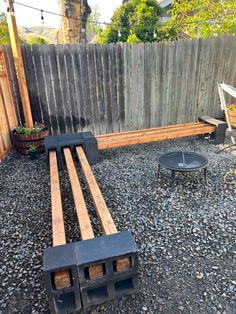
xmin=157 ymin=151 xmax=208 ymax=191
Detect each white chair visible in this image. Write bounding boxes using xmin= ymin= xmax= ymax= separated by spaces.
xmin=217 ymin=83 xmax=236 ymax=152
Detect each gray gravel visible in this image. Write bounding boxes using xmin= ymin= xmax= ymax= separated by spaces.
xmin=0 ymin=133 xmax=236 ymax=314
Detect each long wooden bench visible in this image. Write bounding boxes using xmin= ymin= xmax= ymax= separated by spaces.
xmin=49 ymin=147 xmax=131 ymax=291
xmin=96 ymin=121 xmax=217 ymax=150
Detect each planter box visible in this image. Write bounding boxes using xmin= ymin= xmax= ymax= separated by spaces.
xmin=12 ymin=128 xmax=49 ymax=155
xmin=227 ymin=110 xmax=236 ymax=128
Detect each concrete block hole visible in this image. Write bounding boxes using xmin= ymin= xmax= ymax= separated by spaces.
xmin=113 ymin=257 xmax=132 ymax=273
xmin=54 ymin=291 xmax=76 ymax=313
xmin=115 ymin=278 xmax=134 ymax=293
xmin=51 ymin=269 xmax=73 ymax=290
xmin=85 ymin=263 xmax=106 ymax=280
xmin=87 ymin=285 xmax=108 ymax=303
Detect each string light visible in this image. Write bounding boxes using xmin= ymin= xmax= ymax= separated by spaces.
xmin=2 ymin=0 xmax=234 ymax=32
xmin=41 ymin=10 xmax=44 ymax=24
xmin=118 ymin=30 xmax=122 ymax=38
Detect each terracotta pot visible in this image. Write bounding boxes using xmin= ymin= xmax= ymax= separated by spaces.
xmin=227 ymin=110 xmax=236 ymax=128
xmin=12 ymin=128 xmax=49 ymax=155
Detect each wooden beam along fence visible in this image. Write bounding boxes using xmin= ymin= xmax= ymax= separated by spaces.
xmin=96 ymin=122 xmax=216 ymax=150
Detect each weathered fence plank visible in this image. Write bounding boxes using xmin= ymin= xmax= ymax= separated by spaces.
xmin=4 ymin=36 xmax=236 ymax=135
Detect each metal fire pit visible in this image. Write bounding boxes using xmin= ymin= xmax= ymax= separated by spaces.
xmin=157 ymin=151 xmax=208 ymax=191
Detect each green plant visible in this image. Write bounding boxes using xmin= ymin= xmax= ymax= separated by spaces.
xmin=28 ymin=36 xmax=48 ymax=45
xmin=97 ymin=0 xmax=177 ymax=44
xmin=28 ymin=144 xmax=37 ymax=153
xmin=168 ymin=0 xmax=236 ymax=39
xmin=227 ymin=104 xmax=236 ymax=111
xmin=15 ymin=123 xmax=46 ymax=135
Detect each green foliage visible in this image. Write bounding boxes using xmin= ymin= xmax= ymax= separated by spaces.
xmin=28 ymin=144 xmax=37 ymax=153
xmin=168 ymin=0 xmax=236 ymax=38
xmin=27 ymin=36 xmax=48 ymax=45
xmin=127 ymin=34 xmax=141 ymax=43
xmin=15 ymin=123 xmax=46 ymax=135
xmin=98 ymin=0 xmax=177 ymax=44
xmin=0 ymin=13 xmax=10 ymax=45
xmin=0 ymin=12 xmax=32 ymax=45
xmin=227 ymin=104 xmax=236 ymax=111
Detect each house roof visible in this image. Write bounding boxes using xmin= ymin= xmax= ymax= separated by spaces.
xmin=158 ymin=0 xmax=172 ymax=8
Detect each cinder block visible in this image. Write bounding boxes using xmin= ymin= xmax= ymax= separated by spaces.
xmin=44 ymin=132 xmax=99 ymax=169
xmin=43 ymin=244 xmax=81 ymax=314
xmin=80 ymin=273 xmax=139 ymax=308
xmin=198 ymin=116 xmax=227 ymax=144
xmin=74 ymin=231 xmax=138 ymax=285
xmin=43 ymin=233 xmax=139 ymax=311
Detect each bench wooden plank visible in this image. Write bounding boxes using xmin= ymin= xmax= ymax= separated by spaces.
xmin=96 ymin=123 xmax=215 ymax=144
xmin=50 ymin=151 xmax=66 ymax=246
xmin=76 ymin=146 xmax=131 ymax=273
xmin=97 ymin=124 xmax=216 ymax=150
xmin=63 ymin=148 xmax=94 ymax=240
xmin=96 ymin=121 xmax=203 ymax=139
xmin=76 ymin=146 xmax=117 ymax=235
xmin=199 ymin=115 xmax=227 ymax=126
xmin=64 ymin=148 xmax=104 ymax=279
xmin=49 ymin=151 xmax=71 ymax=290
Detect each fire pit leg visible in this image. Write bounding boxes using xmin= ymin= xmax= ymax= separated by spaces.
xmin=157 ymin=165 xmax=161 ymax=178
xmin=204 ymin=168 xmax=208 ymax=185
xmin=171 ymin=170 xmax=176 ymax=191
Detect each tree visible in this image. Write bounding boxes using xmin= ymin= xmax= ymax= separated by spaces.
xmin=27 ymin=37 xmax=48 ymax=45
xmin=86 ymin=5 xmax=103 ymax=36
xmin=168 ymin=0 xmax=236 ymax=38
xmin=0 ymin=13 xmax=10 ymax=45
xmin=98 ymin=0 xmax=177 ymax=44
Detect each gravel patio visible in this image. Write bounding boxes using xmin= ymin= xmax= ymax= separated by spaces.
xmin=0 ymin=134 xmax=236 ymax=314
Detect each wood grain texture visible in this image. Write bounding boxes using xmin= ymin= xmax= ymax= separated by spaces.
xmin=50 ymin=151 xmax=66 ymax=246
xmin=76 ymin=146 xmax=117 ymax=235
xmin=49 ymin=151 xmax=71 ymax=290
xmin=96 ymin=123 xmax=216 ymax=150
xmin=7 ymin=12 xmax=33 ymax=128
xmin=63 ymin=148 xmax=94 ymax=240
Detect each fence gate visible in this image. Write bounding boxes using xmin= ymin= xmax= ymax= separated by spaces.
xmin=0 ymin=48 xmax=18 ymax=161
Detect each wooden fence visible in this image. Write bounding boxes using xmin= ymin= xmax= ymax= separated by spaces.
xmin=3 ymin=36 xmax=236 ymax=135
xmin=0 ymin=49 xmax=18 ymax=161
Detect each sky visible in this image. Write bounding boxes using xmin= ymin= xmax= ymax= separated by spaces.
xmin=0 ymin=0 xmax=123 ymax=28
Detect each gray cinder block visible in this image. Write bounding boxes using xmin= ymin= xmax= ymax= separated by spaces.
xmin=80 ymin=273 xmax=139 ymax=308
xmin=44 ymin=132 xmax=99 ymax=169
xmin=75 ymin=231 xmax=138 ymax=284
xmin=43 ymin=244 xmax=81 ymax=314
xmin=75 ymin=231 xmax=139 ymax=308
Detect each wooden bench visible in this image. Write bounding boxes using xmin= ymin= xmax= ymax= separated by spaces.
xmin=49 ymin=147 xmax=131 ymax=290
xmin=96 ymin=121 xmax=222 ymax=150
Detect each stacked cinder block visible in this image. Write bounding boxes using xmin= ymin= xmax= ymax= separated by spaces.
xmin=45 ymin=132 xmax=99 ymax=169
xmin=76 ymin=232 xmax=139 ymax=308
xmin=43 ymin=132 xmax=139 ymax=314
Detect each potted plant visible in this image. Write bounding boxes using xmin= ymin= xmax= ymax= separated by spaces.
xmin=12 ymin=122 xmax=49 ymax=155
xmin=226 ymin=104 xmax=236 ymax=128
xmin=28 ymin=144 xmax=38 ymax=160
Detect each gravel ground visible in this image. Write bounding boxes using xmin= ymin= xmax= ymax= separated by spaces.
xmin=0 ymin=133 xmax=236 ymax=314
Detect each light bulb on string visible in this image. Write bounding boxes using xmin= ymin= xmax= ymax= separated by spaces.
xmin=154 ymin=31 xmax=157 ymax=39
xmin=118 ymin=30 xmax=122 ymax=38
xmin=41 ymin=10 xmax=44 ymax=24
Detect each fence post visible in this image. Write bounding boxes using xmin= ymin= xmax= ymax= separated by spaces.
xmin=6 ymin=0 xmax=33 ymax=128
